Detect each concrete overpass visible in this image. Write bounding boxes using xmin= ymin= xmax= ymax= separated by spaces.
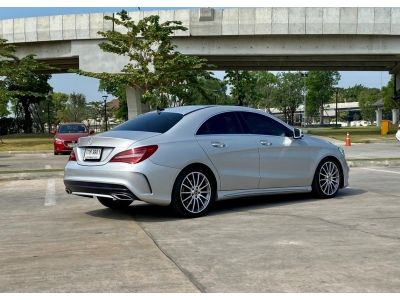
xmin=1 ymin=7 xmax=400 ymax=118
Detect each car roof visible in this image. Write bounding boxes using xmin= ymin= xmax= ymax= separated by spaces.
xmin=163 ymin=105 xmax=261 ymax=115
xmin=163 ymin=105 xmax=212 ymax=115
xmin=59 ymin=123 xmax=86 ymax=126
xmin=168 ymin=105 xmax=293 ymax=131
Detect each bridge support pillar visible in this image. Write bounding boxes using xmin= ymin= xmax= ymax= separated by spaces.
xmin=376 ymin=108 xmax=382 ymax=127
xmin=392 ymin=109 xmax=399 ymax=124
xmin=126 ymin=86 xmax=149 ymax=119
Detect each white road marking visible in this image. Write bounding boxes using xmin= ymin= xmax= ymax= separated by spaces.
xmin=361 ymin=167 xmax=400 ymax=175
xmin=45 ymin=164 xmax=52 ymax=169
xmin=44 ymin=179 xmax=56 ymax=206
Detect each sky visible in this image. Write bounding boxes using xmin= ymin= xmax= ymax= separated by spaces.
xmin=0 ymin=7 xmax=392 ymax=101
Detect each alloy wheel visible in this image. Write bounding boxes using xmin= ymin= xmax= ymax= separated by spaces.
xmin=318 ymin=161 xmax=340 ymax=196
xmin=179 ymin=171 xmax=212 ymax=214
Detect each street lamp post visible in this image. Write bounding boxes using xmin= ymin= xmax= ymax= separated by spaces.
xmin=102 ymin=95 xmax=108 ymax=131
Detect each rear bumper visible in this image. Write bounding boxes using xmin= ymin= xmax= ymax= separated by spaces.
xmin=63 ymin=160 xmax=180 ymax=206
xmin=64 ymin=180 xmax=138 ymax=201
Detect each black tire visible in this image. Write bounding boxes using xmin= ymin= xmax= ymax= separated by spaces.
xmin=97 ymin=197 xmax=133 ymax=210
xmin=312 ymin=158 xmax=341 ymax=199
xmin=171 ymin=167 xmax=217 ymax=218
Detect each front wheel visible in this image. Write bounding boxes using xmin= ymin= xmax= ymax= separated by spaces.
xmin=171 ymin=168 xmax=216 ymax=218
xmin=312 ymin=159 xmax=341 ymax=198
xmin=97 ymin=197 xmax=133 ymax=210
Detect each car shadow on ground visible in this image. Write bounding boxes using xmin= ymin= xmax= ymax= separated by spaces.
xmin=86 ymin=187 xmax=366 ymax=223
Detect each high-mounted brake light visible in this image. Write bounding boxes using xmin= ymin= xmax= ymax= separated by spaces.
xmin=69 ymin=150 xmax=77 ymax=161
xmin=110 ymin=145 xmax=158 ymax=164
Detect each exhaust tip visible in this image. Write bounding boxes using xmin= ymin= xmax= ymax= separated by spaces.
xmin=112 ymin=193 xmax=133 ymax=201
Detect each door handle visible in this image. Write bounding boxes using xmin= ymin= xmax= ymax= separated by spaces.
xmin=260 ymin=140 xmax=272 ymax=146
xmin=211 ymin=141 xmax=226 ymax=148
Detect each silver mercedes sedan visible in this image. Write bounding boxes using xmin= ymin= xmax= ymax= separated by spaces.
xmin=64 ymin=105 xmax=349 ymax=217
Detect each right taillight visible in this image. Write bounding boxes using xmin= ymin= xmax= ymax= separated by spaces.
xmin=110 ymin=145 xmax=158 ymax=164
xmin=69 ymin=150 xmax=77 ymax=161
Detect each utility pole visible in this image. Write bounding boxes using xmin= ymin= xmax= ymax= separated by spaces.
xmin=102 ymin=95 xmax=108 ymax=131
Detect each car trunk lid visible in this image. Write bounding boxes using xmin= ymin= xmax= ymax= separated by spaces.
xmin=75 ymin=131 xmax=161 ymax=166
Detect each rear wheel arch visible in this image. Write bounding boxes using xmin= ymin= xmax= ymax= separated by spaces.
xmin=170 ymin=163 xmax=218 ymax=217
xmin=174 ymin=163 xmax=218 ymax=191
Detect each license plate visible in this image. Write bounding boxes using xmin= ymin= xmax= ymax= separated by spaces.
xmin=84 ymin=148 xmax=102 ymax=160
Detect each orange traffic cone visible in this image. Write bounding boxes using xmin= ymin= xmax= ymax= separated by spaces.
xmin=345 ymin=132 xmax=351 ymax=146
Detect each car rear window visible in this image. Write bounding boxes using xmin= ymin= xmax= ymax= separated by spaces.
xmin=58 ymin=124 xmax=87 ymax=133
xmin=112 ymin=112 xmax=184 ymax=133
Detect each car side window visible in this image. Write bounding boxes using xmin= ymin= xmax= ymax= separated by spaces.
xmin=240 ymin=112 xmax=292 ymax=137
xmin=197 ymin=112 xmax=243 ymax=135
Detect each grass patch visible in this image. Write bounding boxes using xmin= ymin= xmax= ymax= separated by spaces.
xmin=307 ymin=126 xmax=397 ymax=143
xmin=0 ymin=133 xmax=53 ymax=151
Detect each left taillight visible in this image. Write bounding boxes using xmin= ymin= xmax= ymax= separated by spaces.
xmin=69 ymin=150 xmax=77 ymax=161
xmin=110 ymin=145 xmax=158 ymax=164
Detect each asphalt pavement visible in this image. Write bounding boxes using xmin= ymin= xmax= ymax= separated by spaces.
xmin=1 ymin=167 xmax=400 ymax=292
xmin=0 ymin=152 xmax=68 ymax=172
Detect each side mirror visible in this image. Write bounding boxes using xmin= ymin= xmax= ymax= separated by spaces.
xmin=89 ymin=129 xmax=95 ymax=135
xmin=50 ymin=130 xmax=55 ymax=135
xmin=293 ymin=128 xmax=303 ymax=139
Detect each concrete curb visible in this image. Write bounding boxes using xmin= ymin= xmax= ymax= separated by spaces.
xmin=347 ymin=159 xmax=400 ymax=168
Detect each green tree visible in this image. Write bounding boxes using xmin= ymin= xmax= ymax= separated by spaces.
xmin=50 ymin=92 xmax=69 ymax=125
xmin=0 ymin=86 xmax=8 ymax=117
xmin=342 ymin=84 xmax=366 ymax=102
xmin=271 ymin=72 xmax=304 ymax=125
xmin=0 ymin=39 xmax=17 ymax=117
xmin=66 ymin=93 xmax=87 ymax=122
xmin=3 ymin=55 xmax=52 ymax=133
xmin=79 ymin=10 xmax=211 ymax=109
xmin=381 ymin=76 xmax=398 ymax=111
xmin=32 ymin=92 xmax=70 ymax=132
xmin=99 ymin=79 xmax=128 ymax=121
xmin=0 ymin=39 xmax=16 ymax=59
xmin=85 ymin=101 xmax=104 ymax=128
xmin=358 ymin=89 xmax=380 ymax=122
xmin=306 ymin=71 xmax=340 ymax=124
xmin=56 ymin=93 xmax=87 ymax=122
xmin=183 ymin=76 xmax=228 ymax=106
xmin=224 ymin=70 xmax=259 ymax=106
xmin=253 ymin=71 xmax=277 ymax=111
xmin=1 ymin=39 xmax=53 ymax=133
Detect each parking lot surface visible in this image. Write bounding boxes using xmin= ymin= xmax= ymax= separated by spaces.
xmin=0 ymin=153 xmax=68 ymax=172
xmin=1 ymin=167 xmax=400 ymax=292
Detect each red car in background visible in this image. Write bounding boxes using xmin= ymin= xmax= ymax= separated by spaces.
xmin=52 ymin=123 xmax=94 ymax=155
